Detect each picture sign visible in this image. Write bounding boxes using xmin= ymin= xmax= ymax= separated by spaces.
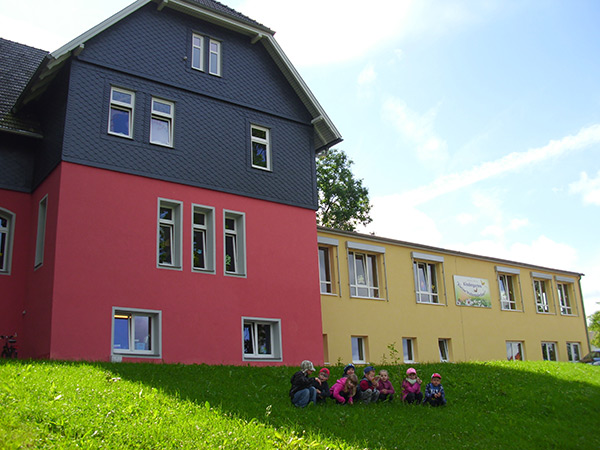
xmin=454 ymin=275 xmax=491 ymax=308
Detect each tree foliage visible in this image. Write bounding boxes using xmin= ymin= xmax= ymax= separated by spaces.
xmin=589 ymin=311 xmax=600 ymax=348
xmin=316 ymin=148 xmax=372 ymax=231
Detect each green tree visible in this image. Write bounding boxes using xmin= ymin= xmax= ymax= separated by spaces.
xmin=589 ymin=311 xmax=600 ymax=348
xmin=316 ymin=148 xmax=372 ymax=231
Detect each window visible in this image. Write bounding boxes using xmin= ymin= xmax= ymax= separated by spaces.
xmin=403 ymin=338 xmax=416 ymax=363
xmin=191 ymin=33 xmax=204 ymax=71
xmin=209 ymin=39 xmax=221 ymax=76
xmin=108 ymin=87 xmax=134 ymax=138
xmin=224 ymin=211 xmax=246 ymax=276
xmin=150 ymin=98 xmax=174 ymax=147
xmin=34 ymin=196 xmax=47 ymax=269
xmin=414 ymin=261 xmax=439 ymax=303
xmin=0 ymin=209 xmax=15 ymax=274
xmin=242 ymin=317 xmax=281 ymax=361
xmin=112 ymin=308 xmax=161 ymax=358
xmin=250 ymin=125 xmax=271 ymax=170
xmin=541 ymin=342 xmax=557 ymax=361
xmin=318 ymin=246 xmax=333 ymax=294
xmin=438 ymin=339 xmax=450 ymax=362
xmin=533 ymin=275 xmax=552 ymax=313
xmin=566 ymin=342 xmax=581 ymax=362
xmin=352 ymin=336 xmax=366 ymax=364
xmin=192 ymin=205 xmax=215 ymax=273
xmin=499 ymin=274 xmax=517 ymax=310
xmin=157 ymin=199 xmax=182 ymax=269
xmin=557 ymin=281 xmax=573 ymax=315
xmin=506 ymin=341 xmax=524 ymax=361
xmin=349 ymin=252 xmax=379 ymax=298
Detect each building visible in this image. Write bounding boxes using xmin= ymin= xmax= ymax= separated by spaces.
xmin=0 ymin=0 xmax=341 ymax=364
xmin=317 ymin=227 xmax=590 ymax=364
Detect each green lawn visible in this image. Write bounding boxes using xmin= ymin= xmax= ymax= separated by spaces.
xmin=1 ymin=359 xmax=598 ymax=449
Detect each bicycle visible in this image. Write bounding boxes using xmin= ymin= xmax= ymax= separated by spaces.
xmin=1 ymin=334 xmax=18 ymax=359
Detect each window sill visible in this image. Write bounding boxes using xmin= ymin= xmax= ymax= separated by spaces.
xmin=251 ymin=165 xmax=272 ymax=172
xmin=560 ymin=313 xmax=577 ymax=317
xmin=192 ymin=268 xmax=216 ymax=275
xmin=350 ymin=295 xmax=383 ymax=301
xmin=501 ymin=308 xmax=523 ymax=312
xmin=243 ymin=356 xmax=282 ymax=362
xmin=112 ymin=352 xmax=161 ymax=359
xmin=158 ymin=264 xmax=182 ymax=271
xmin=320 ymin=292 xmax=338 ymax=297
xmin=416 ymin=301 xmax=444 ymax=306
xmin=225 ymin=271 xmax=247 ymax=278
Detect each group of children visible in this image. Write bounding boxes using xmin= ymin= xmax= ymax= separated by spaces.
xmin=289 ymin=361 xmax=446 ymax=408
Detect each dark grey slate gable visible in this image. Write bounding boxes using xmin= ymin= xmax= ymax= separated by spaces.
xmin=60 ymin=3 xmax=319 ymax=208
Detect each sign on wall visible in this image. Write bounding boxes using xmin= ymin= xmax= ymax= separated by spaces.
xmin=454 ymin=275 xmax=492 ymax=308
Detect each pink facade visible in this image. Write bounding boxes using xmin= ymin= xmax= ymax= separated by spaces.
xmin=4 ymin=162 xmax=324 ymax=365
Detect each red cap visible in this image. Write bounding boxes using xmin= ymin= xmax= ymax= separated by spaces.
xmin=319 ymin=368 xmax=330 ymax=376
xmin=431 ymin=373 xmax=442 ymax=379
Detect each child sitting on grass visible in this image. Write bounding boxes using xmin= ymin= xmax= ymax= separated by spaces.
xmin=377 ymin=369 xmax=395 ymax=402
xmin=330 ymin=373 xmax=359 ymax=405
xmin=289 ymin=360 xmax=316 ymax=408
xmin=358 ymin=366 xmax=380 ymax=404
xmin=423 ymin=373 xmax=446 ymax=407
xmin=312 ymin=368 xmax=331 ymax=403
xmin=401 ymin=367 xmax=423 ymax=404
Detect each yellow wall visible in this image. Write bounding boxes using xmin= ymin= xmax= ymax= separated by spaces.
xmin=318 ymin=228 xmax=589 ymax=365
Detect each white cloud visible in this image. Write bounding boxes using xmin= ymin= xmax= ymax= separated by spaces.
xmin=382 ymin=98 xmax=449 ymax=167
xmin=397 ymin=124 xmax=600 ymax=207
xmin=357 ymin=64 xmax=377 ymax=86
xmin=569 ymin=171 xmax=600 ymax=206
xmin=359 ymin=194 xmax=443 ymax=246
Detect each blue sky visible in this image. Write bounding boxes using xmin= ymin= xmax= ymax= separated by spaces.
xmin=2 ymin=0 xmax=599 ymax=316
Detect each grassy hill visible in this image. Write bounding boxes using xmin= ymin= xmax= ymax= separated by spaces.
xmin=1 ymin=359 xmax=599 ymax=449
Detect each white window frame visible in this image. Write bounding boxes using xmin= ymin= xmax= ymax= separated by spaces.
xmin=108 ymin=87 xmax=134 ymax=138
xmin=111 ymin=307 xmax=161 ymax=359
xmin=191 ymin=33 xmax=204 ymax=71
xmin=192 ymin=205 xmax=215 ymax=273
xmin=496 ymin=266 xmax=522 ymax=311
xmin=506 ymin=341 xmax=524 ymax=361
xmin=403 ymin=338 xmax=416 ymax=363
xmin=533 ymin=275 xmax=552 ymax=314
xmin=208 ymin=39 xmax=221 ymax=76
xmin=250 ymin=124 xmax=271 ymax=171
xmin=541 ymin=342 xmax=558 ymax=361
xmin=242 ymin=317 xmax=282 ymax=361
xmin=150 ymin=98 xmax=174 ymax=147
xmin=0 ymin=208 xmax=15 ymax=275
xmin=348 ymin=251 xmax=380 ymax=298
xmin=34 ymin=195 xmax=47 ymax=269
xmin=438 ymin=338 xmax=450 ymax=362
xmin=556 ymin=280 xmax=574 ymax=315
xmin=498 ymin=273 xmax=517 ymax=310
xmin=224 ymin=210 xmax=246 ymax=277
xmin=351 ymin=336 xmax=366 ymax=364
xmin=566 ymin=342 xmax=581 ymax=362
xmin=157 ymin=199 xmax=182 ymax=269
xmin=318 ymin=246 xmax=334 ymax=294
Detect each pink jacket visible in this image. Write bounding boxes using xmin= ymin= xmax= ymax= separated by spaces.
xmin=330 ymin=377 xmax=354 ymax=404
xmin=401 ymin=378 xmax=421 ymax=400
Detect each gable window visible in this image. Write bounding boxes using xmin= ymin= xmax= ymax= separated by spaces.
xmin=242 ymin=317 xmax=281 ymax=361
xmin=224 ymin=210 xmax=246 ymax=276
xmin=150 ymin=98 xmax=174 ymax=147
xmin=35 ymin=196 xmax=47 ymax=269
xmin=532 ymin=272 xmax=553 ymax=314
xmin=112 ymin=307 xmax=161 ymax=358
xmin=506 ymin=341 xmax=524 ymax=361
xmin=251 ymin=125 xmax=271 ymax=170
xmin=209 ymin=39 xmax=221 ymax=76
xmin=403 ymin=338 xmax=416 ymax=363
xmin=192 ymin=205 xmax=215 ymax=273
xmin=438 ymin=339 xmax=450 ymax=362
xmin=0 ymin=209 xmax=15 ymax=275
xmin=157 ymin=199 xmax=182 ymax=269
xmin=496 ymin=266 xmax=522 ymax=311
xmin=352 ymin=336 xmax=366 ymax=364
xmin=108 ymin=87 xmax=134 ymax=138
xmin=566 ymin=342 xmax=581 ymax=362
xmin=541 ymin=342 xmax=557 ymax=361
xmin=191 ymin=33 xmax=204 ymax=71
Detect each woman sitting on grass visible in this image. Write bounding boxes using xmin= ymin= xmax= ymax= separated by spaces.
xmin=330 ymin=373 xmax=359 ymax=405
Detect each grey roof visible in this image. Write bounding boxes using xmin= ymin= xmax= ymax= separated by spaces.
xmin=184 ymin=0 xmax=273 ymax=33
xmin=0 ymin=38 xmax=48 ymax=137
